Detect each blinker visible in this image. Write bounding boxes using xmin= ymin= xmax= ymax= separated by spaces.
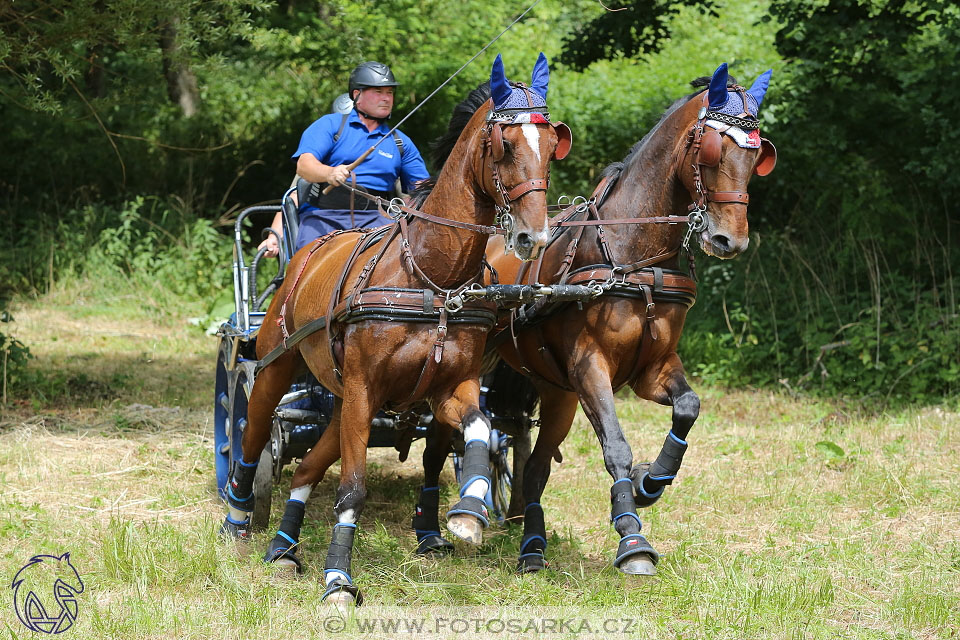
xmin=699 ymin=129 xmax=722 ymax=167
xmin=552 ymin=122 xmax=572 ymax=160
xmin=754 ymin=138 xmax=777 ymax=176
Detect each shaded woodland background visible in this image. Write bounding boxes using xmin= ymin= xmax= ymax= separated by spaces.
xmin=1 ymin=0 xmax=957 ymax=405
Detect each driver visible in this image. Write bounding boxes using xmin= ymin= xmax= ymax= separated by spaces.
xmin=259 ymin=62 xmax=429 ymax=257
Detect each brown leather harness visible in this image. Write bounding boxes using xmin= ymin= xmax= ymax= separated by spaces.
xmin=257 ymin=108 xmax=570 ymax=405
xmin=489 ymin=89 xmax=776 ymax=392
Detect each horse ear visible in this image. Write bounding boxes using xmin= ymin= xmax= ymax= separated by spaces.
xmin=708 ymin=63 xmax=729 ymax=109
xmin=700 ymin=129 xmax=722 ymax=167
xmin=552 ymin=122 xmax=572 ymax=160
xmin=490 ymin=54 xmax=512 ymax=107
xmin=747 ymin=69 xmax=772 ymax=111
xmin=754 ymin=138 xmax=777 ymax=176
xmin=530 ymin=52 xmax=549 ymax=100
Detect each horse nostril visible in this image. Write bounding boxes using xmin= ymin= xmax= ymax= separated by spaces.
xmin=711 ymin=234 xmax=732 ymax=252
xmin=516 ymin=233 xmax=534 ymax=251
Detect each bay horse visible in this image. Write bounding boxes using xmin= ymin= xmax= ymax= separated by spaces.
xmin=478 ymin=63 xmax=777 ymax=575
xmin=220 ymin=53 xmax=571 ymax=606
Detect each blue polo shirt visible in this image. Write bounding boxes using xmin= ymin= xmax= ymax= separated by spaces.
xmin=292 ymin=110 xmax=429 ymax=193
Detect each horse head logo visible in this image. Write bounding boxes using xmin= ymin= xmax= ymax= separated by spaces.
xmin=11 ymin=553 xmax=84 ymax=634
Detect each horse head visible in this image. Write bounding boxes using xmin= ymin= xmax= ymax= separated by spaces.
xmin=472 ymin=53 xmax=571 ymax=261
xmin=676 ymin=63 xmax=777 ymax=259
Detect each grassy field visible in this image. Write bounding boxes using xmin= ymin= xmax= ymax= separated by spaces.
xmin=1 ymin=293 xmax=957 ymax=639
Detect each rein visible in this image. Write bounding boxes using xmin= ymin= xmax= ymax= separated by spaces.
xmin=257 ymin=106 xmax=557 ymax=402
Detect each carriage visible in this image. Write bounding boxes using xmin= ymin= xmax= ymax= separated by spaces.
xmin=213 ymin=182 xmax=537 ymax=533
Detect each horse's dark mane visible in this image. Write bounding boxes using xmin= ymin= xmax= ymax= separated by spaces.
xmin=409 ymin=82 xmax=493 ymax=207
xmin=598 ymin=74 xmax=740 ymax=184
xmin=431 ymin=82 xmax=492 ymax=168
xmin=409 ymin=178 xmax=436 ymax=208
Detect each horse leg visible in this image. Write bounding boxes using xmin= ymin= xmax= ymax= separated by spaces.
xmin=434 ymin=379 xmax=491 ymax=545
xmin=263 ymin=397 xmax=343 ymax=573
xmin=320 ymin=388 xmax=375 ymax=608
xmin=411 ymin=422 xmax=455 ymax=555
xmin=221 ymin=351 xmax=299 ymax=539
xmin=630 ymin=352 xmax=699 ymax=508
xmin=572 ymin=356 xmax=658 ymax=576
xmin=516 ymin=384 xmax=578 ymax=573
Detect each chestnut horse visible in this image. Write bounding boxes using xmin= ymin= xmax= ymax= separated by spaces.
xmin=220 ymin=54 xmax=569 ymax=606
xmin=478 ymin=63 xmax=777 ymax=575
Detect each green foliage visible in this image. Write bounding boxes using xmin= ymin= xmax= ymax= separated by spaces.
xmin=680 ymin=229 xmax=959 ymax=405
xmin=676 ymin=0 xmax=959 ymax=406
xmin=559 ymin=0 xmax=716 ymax=71
xmin=3 ymin=196 xmax=230 ymax=314
xmin=0 ymin=299 xmax=30 ymax=403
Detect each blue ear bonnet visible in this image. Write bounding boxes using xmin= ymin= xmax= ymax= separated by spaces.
xmin=490 ymin=53 xmax=550 ymax=111
xmin=495 ymin=87 xmax=547 ymax=110
xmin=711 ymin=92 xmax=760 ymax=118
xmin=706 ymin=64 xmax=772 ymax=118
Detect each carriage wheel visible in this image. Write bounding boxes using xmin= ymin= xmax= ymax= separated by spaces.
xmin=225 ymin=358 xmax=274 ymax=532
xmin=214 ymin=340 xmax=233 ymax=495
xmin=505 ymin=428 xmax=531 ymax=521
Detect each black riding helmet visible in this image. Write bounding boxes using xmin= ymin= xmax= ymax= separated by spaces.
xmin=348 ymin=61 xmax=398 ymax=97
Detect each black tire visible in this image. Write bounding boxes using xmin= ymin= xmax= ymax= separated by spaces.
xmin=227 ymin=359 xmax=273 ymax=532
xmin=214 ymin=340 xmax=233 ymax=495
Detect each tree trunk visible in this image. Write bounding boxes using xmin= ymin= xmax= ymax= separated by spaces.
xmin=159 ymin=18 xmax=199 ymax=118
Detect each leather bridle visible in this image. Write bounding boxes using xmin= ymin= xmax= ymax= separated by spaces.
xmin=682 ymin=90 xmax=777 ymax=223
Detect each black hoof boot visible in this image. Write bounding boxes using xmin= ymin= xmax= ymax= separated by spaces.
xmin=263 ymin=534 xmax=303 ymax=573
xmin=446 ymin=495 xmax=489 ymax=545
xmin=517 ymin=523 xmax=548 ymax=574
xmin=415 ymin=533 xmax=455 ymax=555
xmin=412 ymin=487 xmax=454 ymax=555
xmin=517 ymin=552 xmax=547 ymax=574
xmin=219 ymin=515 xmax=251 ymax=540
xmin=614 ymin=534 xmax=659 ymax=576
xmin=630 ymin=463 xmax=665 ymax=508
xmin=321 ymin=578 xmax=364 ymax=607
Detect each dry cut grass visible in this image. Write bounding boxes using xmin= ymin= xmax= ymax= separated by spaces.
xmin=1 ymin=298 xmax=958 ymax=639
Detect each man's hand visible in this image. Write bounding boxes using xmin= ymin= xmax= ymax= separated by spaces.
xmin=327 ymin=164 xmax=351 ymax=187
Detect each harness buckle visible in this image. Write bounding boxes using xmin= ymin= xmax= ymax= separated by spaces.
xmin=444 ymin=295 xmax=465 ymax=314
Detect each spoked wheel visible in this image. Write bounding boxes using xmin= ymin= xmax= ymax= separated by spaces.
xmin=489 ymin=430 xmax=513 ymax=522
xmin=214 ymin=340 xmax=234 ymax=495
xmin=215 ymin=339 xmax=274 ymax=532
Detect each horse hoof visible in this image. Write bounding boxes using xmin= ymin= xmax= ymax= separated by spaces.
xmin=219 ymin=517 xmax=251 ymax=541
xmin=416 ymin=534 xmax=455 ymax=556
xmin=271 ymin=557 xmax=300 ymax=576
xmin=618 ymin=553 xmax=657 ymax=576
xmin=447 ymin=514 xmax=483 ymax=545
xmin=517 ymin=555 xmax=546 ymax=574
xmin=631 ymin=464 xmax=665 ymax=509
xmin=324 ymin=589 xmax=356 ymax=609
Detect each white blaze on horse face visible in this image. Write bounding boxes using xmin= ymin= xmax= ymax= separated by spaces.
xmin=521 ymin=124 xmax=541 ymax=162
